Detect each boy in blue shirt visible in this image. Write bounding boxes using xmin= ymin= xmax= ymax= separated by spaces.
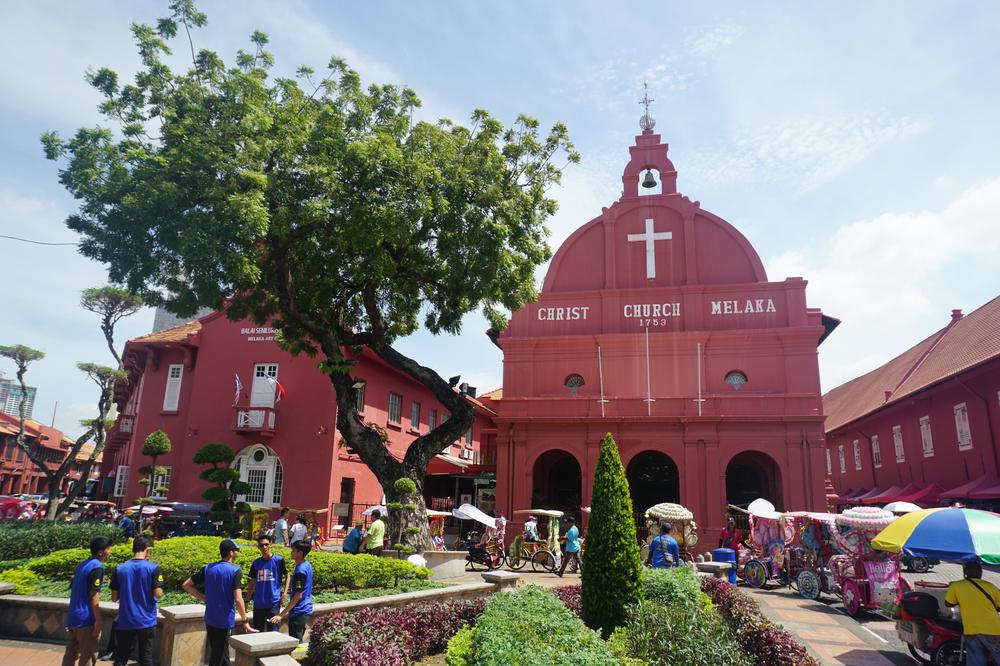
xmin=268 ymin=540 xmax=313 ymax=641
xmin=110 ymin=535 xmax=164 ymax=666
xmin=62 ymin=535 xmax=111 ymax=666
xmin=183 ymin=539 xmax=256 ymax=666
xmin=556 ymin=516 xmax=581 ymax=577
xmin=246 ymin=535 xmax=290 ymax=631
xmin=646 ymin=523 xmax=681 ymax=568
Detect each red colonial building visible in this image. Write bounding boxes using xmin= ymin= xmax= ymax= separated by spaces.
xmin=825 ymin=296 xmax=1000 ymax=505
xmin=102 ymin=311 xmax=498 ymax=531
xmin=491 ymin=115 xmax=837 ymax=545
xmin=0 ymin=413 xmax=97 ymax=496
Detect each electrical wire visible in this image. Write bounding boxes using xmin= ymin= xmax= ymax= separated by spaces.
xmin=0 ymin=234 xmax=77 ymax=246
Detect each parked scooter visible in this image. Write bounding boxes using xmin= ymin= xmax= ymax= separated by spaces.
xmin=897 ymin=590 xmax=992 ymax=665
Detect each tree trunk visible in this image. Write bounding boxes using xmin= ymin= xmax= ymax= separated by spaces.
xmin=382 ymin=475 xmax=433 ymax=553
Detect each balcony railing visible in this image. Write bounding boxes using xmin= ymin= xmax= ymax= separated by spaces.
xmin=233 ymin=406 xmax=276 ymax=436
xmin=119 ymin=415 xmax=134 ymax=433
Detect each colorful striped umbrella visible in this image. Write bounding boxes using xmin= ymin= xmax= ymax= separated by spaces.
xmin=872 ymin=507 xmax=1000 ymax=564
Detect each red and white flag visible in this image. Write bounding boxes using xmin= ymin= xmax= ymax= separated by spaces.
xmin=267 ymin=376 xmax=286 ymax=403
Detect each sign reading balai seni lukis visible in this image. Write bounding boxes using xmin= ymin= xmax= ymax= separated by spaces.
xmin=535 ymin=297 xmax=778 ymax=326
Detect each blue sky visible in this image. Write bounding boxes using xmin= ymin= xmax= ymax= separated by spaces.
xmin=2 ymin=1 xmax=999 ymax=436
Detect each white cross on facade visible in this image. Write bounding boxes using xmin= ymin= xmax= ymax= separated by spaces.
xmin=627 ymin=218 xmax=672 ymax=279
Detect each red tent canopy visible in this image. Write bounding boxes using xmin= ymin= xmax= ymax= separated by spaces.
xmin=837 ymin=487 xmax=868 ymax=503
xmin=969 ymin=481 xmax=1000 ymax=500
xmin=894 ymin=484 xmax=945 ymax=505
xmin=942 ymin=473 xmax=1000 ymax=500
xmin=872 ymin=483 xmax=922 ymax=504
xmin=850 ymin=487 xmax=884 ymax=504
xmin=861 ymin=485 xmax=903 ymax=505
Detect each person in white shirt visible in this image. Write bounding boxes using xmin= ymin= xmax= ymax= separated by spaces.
xmin=273 ymin=508 xmax=290 ymax=546
xmin=289 ymin=514 xmax=308 ymax=544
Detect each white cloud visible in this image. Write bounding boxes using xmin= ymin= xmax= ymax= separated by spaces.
xmin=685 ymin=24 xmax=746 ymax=58
xmin=687 ymin=112 xmax=930 ymax=192
xmin=767 ymin=177 xmax=1000 ymax=389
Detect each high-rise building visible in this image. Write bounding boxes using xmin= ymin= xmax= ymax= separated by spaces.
xmin=0 ymin=378 xmax=36 ymax=420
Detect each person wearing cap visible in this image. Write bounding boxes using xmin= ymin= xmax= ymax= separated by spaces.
xmin=556 ymin=516 xmax=581 ymax=577
xmin=183 ymin=539 xmax=257 ymax=666
xmin=247 ymin=535 xmax=290 ymax=632
xmin=268 ymin=540 xmax=314 ymax=641
xmin=523 ymin=515 xmax=539 ymax=542
xmin=944 ymin=559 xmax=1000 ymax=665
xmin=342 ymin=519 xmax=365 ymax=555
xmin=110 ymin=535 xmax=163 ymax=666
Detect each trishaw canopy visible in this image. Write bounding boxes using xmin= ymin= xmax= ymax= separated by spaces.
xmin=453 ymin=503 xmax=497 ymax=529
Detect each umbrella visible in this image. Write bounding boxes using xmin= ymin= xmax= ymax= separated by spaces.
xmin=127 ymin=505 xmax=175 ymax=515
xmin=883 ymin=501 xmax=922 ymax=513
xmin=746 ymin=498 xmax=780 ymax=520
xmin=362 ymin=505 xmax=387 ymax=516
xmin=872 ymin=507 xmax=1000 ymax=564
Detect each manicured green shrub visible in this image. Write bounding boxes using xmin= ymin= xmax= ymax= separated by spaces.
xmin=0 ymin=521 xmax=123 ymax=560
xmin=192 ymin=443 xmax=245 ymax=535
xmin=474 ymin=586 xmax=615 ymax=666
xmin=0 ymin=567 xmax=42 ymax=594
xmin=26 ymin=543 xmax=136 ymax=578
xmin=642 ymin=566 xmax=701 ymax=606
xmin=581 ymin=433 xmax=643 ymax=637
xmin=444 ymin=625 xmax=475 ymax=666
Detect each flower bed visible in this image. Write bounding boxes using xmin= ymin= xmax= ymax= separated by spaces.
xmin=307 ymin=597 xmax=487 ymax=665
xmin=701 ymin=576 xmax=819 ymax=666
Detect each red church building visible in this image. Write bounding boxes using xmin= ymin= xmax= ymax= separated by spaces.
xmin=824 ymin=296 xmax=1000 ymax=505
xmin=102 ymin=311 xmax=498 ymax=532
xmin=491 ymin=112 xmax=837 ymax=545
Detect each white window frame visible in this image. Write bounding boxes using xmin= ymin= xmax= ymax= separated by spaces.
xmin=388 ymin=393 xmax=402 ymax=425
xmin=113 ymin=465 xmax=130 ymax=497
xmin=892 ymin=425 xmax=905 ymax=463
xmin=838 ymin=445 xmax=846 ymax=473
xmin=465 ymin=423 xmax=474 ymax=446
xmin=428 ymin=409 xmax=437 ymax=431
xmin=410 ymin=401 xmax=421 ymax=432
xmin=954 ymin=403 xmax=972 ymax=451
xmin=853 ymin=439 xmax=862 ymax=470
xmin=871 ymin=435 xmax=882 ymax=468
xmin=150 ymin=466 xmax=171 ymax=500
xmin=162 ymin=364 xmax=184 ymax=411
xmin=233 ymin=445 xmax=284 ymax=508
xmin=354 ymin=381 xmax=365 ymax=413
xmin=825 ymin=449 xmax=832 ymax=476
xmin=920 ymin=416 xmax=934 ymax=458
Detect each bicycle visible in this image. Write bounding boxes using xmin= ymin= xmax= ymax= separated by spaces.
xmin=507 ymin=536 xmax=557 ymax=572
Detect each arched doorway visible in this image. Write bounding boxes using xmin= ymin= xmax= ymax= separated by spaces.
xmin=233 ymin=444 xmax=285 ymax=508
xmin=531 ymin=450 xmax=582 ymax=516
xmin=725 ymin=451 xmax=783 ymax=510
xmin=626 ymin=450 xmax=680 ymax=516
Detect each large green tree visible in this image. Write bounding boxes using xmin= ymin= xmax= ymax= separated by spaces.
xmin=42 ymin=2 xmax=576 ymax=546
xmin=581 ymin=433 xmax=644 ymax=637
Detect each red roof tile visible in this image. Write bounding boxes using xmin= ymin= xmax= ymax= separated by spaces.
xmin=479 ymin=388 xmax=502 ymax=400
xmin=823 ymin=295 xmax=1000 ymax=432
xmin=129 ymin=319 xmax=202 ymax=344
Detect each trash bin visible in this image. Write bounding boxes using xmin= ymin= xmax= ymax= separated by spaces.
xmin=712 ymin=547 xmax=737 ymax=584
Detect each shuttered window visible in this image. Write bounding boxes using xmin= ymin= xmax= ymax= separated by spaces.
xmin=871 ymin=436 xmax=882 ymax=468
xmin=162 ymin=364 xmax=183 ymax=411
xmin=838 ymin=445 xmax=846 ymax=473
xmin=388 ymin=393 xmax=402 ymax=425
xmin=428 ymin=409 xmax=437 ymax=431
xmin=954 ymin=403 xmax=972 ymax=451
xmin=150 ymin=467 xmax=171 ymax=500
xmin=411 ymin=402 xmax=421 ymax=432
xmin=825 ymin=449 xmax=832 ymax=475
xmin=853 ymin=439 xmax=862 ymax=470
xmin=113 ymin=465 xmax=130 ymax=497
xmin=920 ymin=416 xmax=934 ymax=457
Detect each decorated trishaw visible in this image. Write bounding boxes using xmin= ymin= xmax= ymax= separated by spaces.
xmin=829 ymin=506 xmax=908 ymax=616
xmin=781 ymin=511 xmax=839 ymax=600
xmin=427 ymin=508 xmax=451 ymax=552
xmin=509 ymin=509 xmax=562 ymax=572
xmin=739 ymin=499 xmax=795 ymax=588
xmin=286 ymin=507 xmax=329 ymax=546
xmin=640 ymin=502 xmax=698 ymax=562
xmin=453 ymin=503 xmax=506 ymax=571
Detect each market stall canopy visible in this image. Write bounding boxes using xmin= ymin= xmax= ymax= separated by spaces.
xmin=850 ymin=487 xmax=884 ymax=504
xmin=782 ymin=511 xmax=836 ymax=522
xmin=880 ymin=483 xmax=922 ymax=503
xmin=746 ymin=498 xmax=781 ymax=520
xmin=427 ymin=453 xmax=470 ymax=474
xmin=895 ymin=484 xmax=945 ymax=505
xmin=861 ymin=485 xmax=903 ymax=505
xmin=837 ymin=487 xmax=869 ymax=503
xmin=872 ymin=507 xmax=1000 ymax=564
xmin=453 ymin=503 xmax=497 ymax=529
xmin=426 ymin=509 xmax=452 ymax=518
xmin=512 ymin=509 xmax=564 ymax=518
xmin=942 ymin=473 xmax=1000 ymax=500
xmin=884 ymin=501 xmax=922 ymax=513
xmin=127 ymin=505 xmax=175 ymax=515
xmin=968 ymin=481 xmax=1000 ymax=500
xmin=362 ymin=505 xmax=388 ymax=516
xmin=644 ymin=503 xmax=694 ymax=522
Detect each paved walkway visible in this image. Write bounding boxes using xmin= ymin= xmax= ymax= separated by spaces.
xmin=0 ymin=639 xmax=69 ymax=666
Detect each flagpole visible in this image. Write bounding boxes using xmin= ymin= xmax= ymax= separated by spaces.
xmin=597 ymin=345 xmax=609 ymax=418
xmin=643 ymin=327 xmax=655 ymax=416
xmin=695 ymin=342 xmax=705 ymax=417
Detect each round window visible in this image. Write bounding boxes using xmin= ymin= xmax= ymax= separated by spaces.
xmin=564 ymin=374 xmax=585 ymax=394
xmin=724 ymin=371 xmax=748 ymax=391
xmin=252 ymin=449 xmax=266 ymax=463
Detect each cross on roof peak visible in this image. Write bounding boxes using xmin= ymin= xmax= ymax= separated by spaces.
xmin=639 ymin=83 xmax=656 ymax=131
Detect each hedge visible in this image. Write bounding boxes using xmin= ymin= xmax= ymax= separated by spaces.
xmin=19 ymin=536 xmax=428 ymax=591
xmin=701 ymin=576 xmax=819 ymax=666
xmin=0 ymin=521 xmax=123 ymax=560
xmin=465 ymin=586 xmax=616 ymax=666
xmin=307 ymin=597 xmax=486 ymax=666
xmin=0 ymin=567 xmax=42 ymax=594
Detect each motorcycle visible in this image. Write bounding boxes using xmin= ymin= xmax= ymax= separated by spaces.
xmin=897 ymin=590 xmax=972 ymax=665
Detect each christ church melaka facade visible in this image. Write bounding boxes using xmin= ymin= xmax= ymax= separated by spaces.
xmin=100 ymin=311 xmax=499 ymax=533
xmin=490 ymin=119 xmax=839 ymax=545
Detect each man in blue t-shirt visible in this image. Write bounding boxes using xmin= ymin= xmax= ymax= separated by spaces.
xmin=110 ymin=535 xmax=164 ymax=666
xmin=556 ymin=516 xmax=582 ymax=577
xmin=246 ymin=535 xmax=290 ymax=631
xmin=183 ymin=539 xmax=256 ymax=666
xmin=268 ymin=540 xmax=313 ymax=641
xmin=645 ymin=523 xmax=681 ymax=568
xmin=62 ymin=535 xmax=111 ymax=666
xmin=342 ymin=520 xmax=364 ymax=555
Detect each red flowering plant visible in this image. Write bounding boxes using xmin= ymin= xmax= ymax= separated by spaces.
xmin=700 ymin=577 xmax=819 ymax=666
xmin=306 ymin=597 xmax=487 ymax=666
xmin=551 ymin=585 xmax=583 ymax=616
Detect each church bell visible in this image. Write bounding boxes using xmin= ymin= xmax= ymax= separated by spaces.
xmin=641 ymin=169 xmax=657 ymax=189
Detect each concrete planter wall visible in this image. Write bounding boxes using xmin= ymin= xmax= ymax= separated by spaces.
xmin=380 ymin=549 xmax=469 ymax=579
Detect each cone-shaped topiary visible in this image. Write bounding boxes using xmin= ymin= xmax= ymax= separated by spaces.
xmin=581 ymin=432 xmax=643 ymax=637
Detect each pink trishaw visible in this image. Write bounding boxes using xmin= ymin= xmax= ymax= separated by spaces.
xmin=828 ymin=506 xmax=909 ymax=617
